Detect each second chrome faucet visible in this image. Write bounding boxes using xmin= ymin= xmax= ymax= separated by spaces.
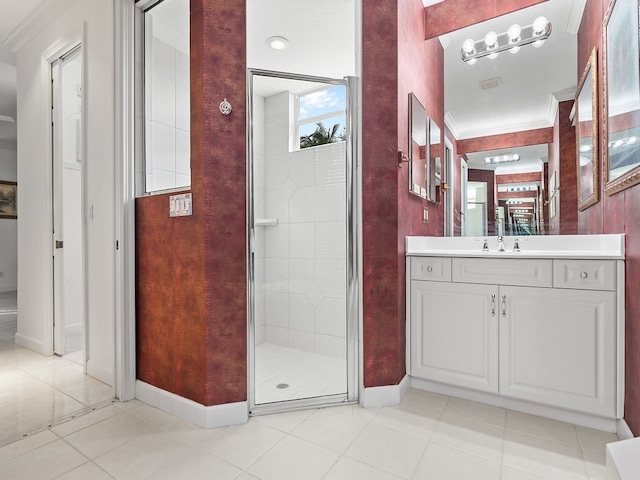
xmin=482 ymin=236 xmax=521 ymax=253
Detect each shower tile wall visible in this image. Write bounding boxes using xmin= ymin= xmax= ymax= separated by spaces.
xmin=254 ymin=91 xmax=346 ymax=359
xmin=145 ymin=35 xmax=190 ymax=191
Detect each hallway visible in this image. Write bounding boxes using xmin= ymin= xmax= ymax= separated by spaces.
xmin=0 ymin=291 xmax=114 ymax=448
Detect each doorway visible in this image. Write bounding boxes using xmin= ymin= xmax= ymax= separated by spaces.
xmin=51 ymin=46 xmax=85 ymax=362
xmin=248 ymin=69 xmax=358 ymax=414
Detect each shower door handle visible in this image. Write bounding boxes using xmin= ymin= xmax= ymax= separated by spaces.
xmin=250 ymin=228 xmax=255 ymax=254
xmin=55 ymin=240 xmax=64 ymax=249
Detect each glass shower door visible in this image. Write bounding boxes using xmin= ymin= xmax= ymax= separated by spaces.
xmin=248 ymin=70 xmax=356 ymax=412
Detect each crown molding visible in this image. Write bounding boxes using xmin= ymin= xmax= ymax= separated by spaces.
xmin=444 ymin=111 xmax=460 ymax=139
xmin=566 ymin=0 xmax=588 ymax=35
xmin=455 ymin=118 xmax=553 ymax=141
xmin=3 ymin=0 xmax=77 ymax=52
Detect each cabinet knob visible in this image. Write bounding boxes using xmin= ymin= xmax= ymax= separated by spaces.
xmin=580 ymin=271 xmax=588 ymax=279
xmin=427 ymin=266 xmax=433 ymax=273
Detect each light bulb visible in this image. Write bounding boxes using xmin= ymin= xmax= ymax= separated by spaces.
xmin=488 ymin=52 xmax=499 ymax=60
xmin=532 ymin=39 xmax=545 ymax=48
xmin=462 ymin=38 xmax=475 ymax=54
xmin=509 ymin=45 xmax=521 ymax=54
xmin=507 ymin=24 xmax=521 ymax=42
xmin=533 ymin=16 xmax=548 ymax=35
xmin=484 ymin=31 xmax=498 ymax=49
xmin=467 ymin=58 xmax=477 ymax=65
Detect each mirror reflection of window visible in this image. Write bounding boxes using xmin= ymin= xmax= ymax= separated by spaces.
xmin=143 ymin=0 xmax=190 ymax=194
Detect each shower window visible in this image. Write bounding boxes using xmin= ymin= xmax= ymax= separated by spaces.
xmin=142 ymin=0 xmax=190 ymax=194
xmin=296 ymin=85 xmax=346 ymax=149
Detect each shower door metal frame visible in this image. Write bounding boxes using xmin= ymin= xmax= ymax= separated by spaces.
xmin=247 ymin=69 xmax=359 ymax=415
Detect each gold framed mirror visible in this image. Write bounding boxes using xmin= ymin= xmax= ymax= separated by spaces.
xmin=409 ymin=93 xmax=427 ymax=198
xmin=576 ymin=47 xmax=599 ymax=211
xmin=603 ymin=0 xmax=640 ymax=195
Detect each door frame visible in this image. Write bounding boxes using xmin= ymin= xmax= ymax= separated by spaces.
xmin=51 ymin=46 xmax=85 ymax=358
xmin=246 ymin=68 xmax=359 ymax=414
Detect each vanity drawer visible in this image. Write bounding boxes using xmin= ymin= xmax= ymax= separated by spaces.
xmin=553 ymin=260 xmax=616 ymax=291
xmin=452 ymin=258 xmax=553 ymax=287
xmin=410 ymin=257 xmax=451 ymax=282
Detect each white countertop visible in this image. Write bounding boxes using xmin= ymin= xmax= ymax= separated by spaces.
xmin=406 ymin=234 xmax=625 ymax=259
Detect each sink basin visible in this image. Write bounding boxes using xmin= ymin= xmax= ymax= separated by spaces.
xmin=406 ymin=234 xmax=625 ymax=259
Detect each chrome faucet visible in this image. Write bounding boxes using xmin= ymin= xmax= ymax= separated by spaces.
xmin=512 ymin=238 xmax=520 ymax=253
xmin=482 ymin=238 xmax=489 ymax=252
xmin=497 ymin=236 xmax=505 ymax=252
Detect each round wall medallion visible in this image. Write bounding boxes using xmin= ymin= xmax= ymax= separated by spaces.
xmin=219 ymin=98 xmax=232 ymax=115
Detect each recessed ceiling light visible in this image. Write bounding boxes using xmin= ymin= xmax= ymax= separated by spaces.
xmin=267 ymin=36 xmax=289 ymax=50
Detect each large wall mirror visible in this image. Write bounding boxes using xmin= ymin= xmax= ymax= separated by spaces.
xmin=576 ymin=47 xmax=599 ymax=210
xmin=433 ymin=1 xmax=591 ymax=236
xmin=409 ymin=93 xmax=427 ymax=198
xmin=427 ymin=118 xmax=442 ymax=203
xmin=603 ymin=0 xmax=640 ymax=195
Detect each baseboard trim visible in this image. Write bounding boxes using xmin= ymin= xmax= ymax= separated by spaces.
xmin=361 ymin=375 xmax=410 ymax=408
xmin=86 ymin=360 xmax=114 ymax=387
xmin=617 ymin=419 xmax=634 ymax=440
xmin=135 ymin=380 xmax=248 ymax=428
xmin=411 ymin=376 xmax=619 ymax=433
xmin=14 ymin=333 xmax=49 ymax=355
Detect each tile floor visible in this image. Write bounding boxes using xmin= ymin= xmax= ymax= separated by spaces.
xmin=0 ymin=291 xmax=115 ymax=448
xmin=0 ymin=290 xmax=620 ymax=479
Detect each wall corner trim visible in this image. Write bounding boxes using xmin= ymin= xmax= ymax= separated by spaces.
xmin=135 ymin=381 xmax=249 ymax=428
xmin=616 ymin=419 xmax=634 ymax=440
xmin=14 ymin=332 xmax=50 ymax=356
xmin=360 ymin=375 xmax=410 ymax=408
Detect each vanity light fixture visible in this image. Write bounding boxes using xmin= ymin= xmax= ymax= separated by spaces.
xmin=461 ymin=16 xmax=551 ymax=64
xmin=484 ymin=153 xmax=520 ymax=164
xmin=267 ymin=36 xmax=289 ymax=50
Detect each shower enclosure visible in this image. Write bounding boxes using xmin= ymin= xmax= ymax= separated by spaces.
xmin=247 ymin=69 xmax=358 ymax=413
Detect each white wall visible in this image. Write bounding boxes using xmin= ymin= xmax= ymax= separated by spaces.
xmin=256 ymin=91 xmax=347 ymax=359
xmin=14 ymin=0 xmax=115 ymax=385
xmin=0 ymin=145 xmax=17 ymax=292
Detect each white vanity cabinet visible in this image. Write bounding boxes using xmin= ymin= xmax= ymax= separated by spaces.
xmin=408 ymin=254 xmax=622 ymax=419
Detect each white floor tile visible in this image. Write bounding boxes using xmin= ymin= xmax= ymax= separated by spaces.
xmin=345 ymin=423 xmax=427 ymax=479
xmin=203 ymin=420 xmax=285 ymax=470
xmin=54 ymin=462 xmax=115 ymax=480
xmin=324 ymin=456 xmax=404 ymax=480
xmin=51 ymin=405 xmax=123 ymax=438
xmin=145 ymin=450 xmax=241 ymax=480
xmin=372 ymin=402 xmax=441 ymax=441
xmin=0 ymin=439 xmax=87 ymax=480
xmin=0 ymin=430 xmax=58 ymax=463
xmin=506 ymin=410 xmax=580 ymax=447
xmin=94 ymin=430 xmax=190 ymax=480
xmin=291 ymin=408 xmax=369 ymax=453
xmin=412 ymin=442 xmax=502 ymax=480
xmin=583 ymin=449 xmax=607 ymax=480
xmin=501 ymin=465 xmax=555 ymax=479
xmin=246 ymin=435 xmax=339 ymax=480
xmin=503 ymin=430 xmax=589 ymax=480
xmin=576 ymin=425 xmax=619 ymax=453
xmin=402 ymin=389 xmax=449 ymax=412
xmin=252 ymin=408 xmax=314 ymax=433
xmin=430 ymin=411 xmax=505 ymax=462
xmin=444 ymin=397 xmax=507 ymax=427
xmin=64 ymin=411 xmax=160 ymax=459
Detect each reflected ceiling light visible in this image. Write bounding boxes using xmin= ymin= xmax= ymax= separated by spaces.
xmin=609 ymin=136 xmax=638 ymax=148
xmin=461 ymin=17 xmax=551 ymax=64
xmin=267 ymin=36 xmax=289 ymax=50
xmin=484 ymin=153 xmax=521 ymax=164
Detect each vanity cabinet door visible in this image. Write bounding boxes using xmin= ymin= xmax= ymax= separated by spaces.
xmin=410 ymin=281 xmax=499 ymax=393
xmin=499 ymin=286 xmax=616 ymax=417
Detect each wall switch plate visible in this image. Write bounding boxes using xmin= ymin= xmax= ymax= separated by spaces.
xmin=170 ymin=193 xmax=193 ymax=217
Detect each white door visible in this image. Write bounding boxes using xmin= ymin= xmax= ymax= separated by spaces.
xmin=52 ymin=47 xmax=85 ymax=359
xmin=444 ymin=138 xmax=454 ymax=236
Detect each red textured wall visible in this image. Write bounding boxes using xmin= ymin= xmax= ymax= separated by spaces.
xmin=557 ymin=101 xmax=578 ymax=235
xmin=136 ymin=0 xmax=247 ymax=406
xmin=362 ymin=0 xmax=402 ymax=387
xmin=456 ymin=128 xmax=554 ymax=154
xmin=424 ymin=0 xmax=548 ymax=38
xmin=578 ymin=0 xmax=640 ymax=435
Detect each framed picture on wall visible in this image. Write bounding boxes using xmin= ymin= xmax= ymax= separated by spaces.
xmin=603 ymin=0 xmax=640 ymax=195
xmin=0 ymin=181 xmax=17 ymax=219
